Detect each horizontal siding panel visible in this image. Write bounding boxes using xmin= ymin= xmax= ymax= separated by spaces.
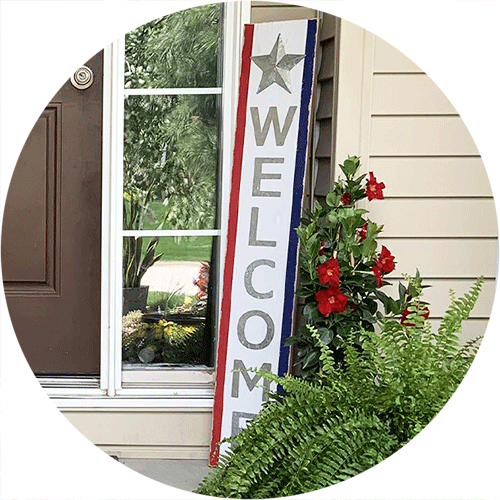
xmin=368 ymin=199 xmax=497 ymax=237
xmin=251 ymin=6 xmax=317 ymax=23
xmin=64 ymin=409 xmax=212 ymax=446
xmin=373 ymin=37 xmax=423 ymax=73
xmin=428 ymin=318 xmax=489 ymax=345
xmin=384 ymin=278 xmax=496 ymax=318
xmin=372 ymin=74 xmax=457 ymax=115
xmin=370 ymin=116 xmax=479 ymax=156
xmin=376 ymin=239 xmax=498 ymax=278
xmin=369 ymin=157 xmax=492 ymax=197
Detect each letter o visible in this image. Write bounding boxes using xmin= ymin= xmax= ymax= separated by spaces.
xmin=237 ymin=310 xmax=274 ymax=350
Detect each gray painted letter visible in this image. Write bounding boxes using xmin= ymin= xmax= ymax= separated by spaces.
xmin=244 ymin=259 xmax=275 ymax=299
xmin=237 ymin=310 xmax=274 ymax=350
xmin=231 ymin=411 xmax=257 ymax=437
xmin=250 ymin=106 xmax=298 ymax=146
xmin=253 ymin=157 xmax=283 ymax=197
xmin=249 ymin=207 xmax=276 ymax=247
xmin=232 ymin=359 xmax=272 ymax=401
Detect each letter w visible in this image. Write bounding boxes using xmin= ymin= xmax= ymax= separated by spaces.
xmin=250 ymin=106 xmax=297 ymax=146
xmin=232 ymin=359 xmax=272 ymax=401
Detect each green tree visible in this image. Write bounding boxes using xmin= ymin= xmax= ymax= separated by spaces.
xmin=123 ymin=4 xmax=222 ymax=230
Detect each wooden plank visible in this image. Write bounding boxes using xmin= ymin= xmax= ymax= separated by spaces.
xmin=315 ymin=119 xmax=332 ymax=157
xmin=251 ymin=6 xmax=317 ymax=23
xmin=370 ymin=116 xmax=479 ymax=156
xmin=314 ymin=158 xmax=332 ymax=196
xmin=367 ymin=199 xmax=497 ymax=238
xmin=384 ymin=278 xmax=496 ymax=318
xmin=369 ymin=157 xmax=492 ymax=197
xmin=318 ymin=38 xmax=335 ymax=80
xmin=320 ymin=13 xmax=336 ymax=41
xmin=374 ymin=239 xmax=497 ymax=278
xmin=316 ymin=78 xmax=333 ymax=119
xmin=373 ymin=36 xmax=423 ymax=73
xmin=372 ymin=74 xmax=457 ymax=115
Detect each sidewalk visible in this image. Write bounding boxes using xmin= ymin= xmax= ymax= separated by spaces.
xmin=141 ymin=261 xmax=203 ymax=295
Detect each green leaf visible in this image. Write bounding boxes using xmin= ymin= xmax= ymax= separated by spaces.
xmin=301 ymin=350 xmax=320 ymax=369
xmin=317 ymin=327 xmax=334 ymax=345
xmin=326 ymin=192 xmax=340 ymax=207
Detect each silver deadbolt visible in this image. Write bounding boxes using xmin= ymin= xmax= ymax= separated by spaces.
xmin=71 ymin=65 xmax=94 ymax=90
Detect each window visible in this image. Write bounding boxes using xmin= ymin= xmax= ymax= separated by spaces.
xmin=43 ymin=2 xmax=249 ymax=404
xmin=121 ymin=4 xmax=222 ymax=373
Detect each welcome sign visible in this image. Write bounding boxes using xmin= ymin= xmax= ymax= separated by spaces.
xmin=210 ymin=19 xmax=318 ymax=464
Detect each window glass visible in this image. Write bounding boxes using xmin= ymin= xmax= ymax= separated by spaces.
xmin=124 ymin=4 xmax=221 ymax=89
xmin=121 ymin=4 xmax=222 ymax=371
xmin=122 ymin=236 xmax=216 ymax=367
xmin=123 ymin=94 xmax=219 ymax=230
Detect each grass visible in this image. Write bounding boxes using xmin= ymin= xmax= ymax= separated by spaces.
xmin=135 ymin=201 xmax=214 ymax=262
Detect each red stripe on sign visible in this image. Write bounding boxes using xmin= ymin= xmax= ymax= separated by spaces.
xmin=210 ymin=23 xmax=255 ymax=466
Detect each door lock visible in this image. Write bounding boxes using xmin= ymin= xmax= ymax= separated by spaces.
xmin=70 ymin=65 xmax=94 ymax=90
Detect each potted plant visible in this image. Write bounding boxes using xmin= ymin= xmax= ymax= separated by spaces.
xmin=122 ymin=187 xmax=163 ymax=314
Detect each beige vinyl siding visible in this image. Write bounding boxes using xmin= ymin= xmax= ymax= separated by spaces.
xmin=250 ymin=1 xmax=317 ymax=23
xmin=336 ymin=20 xmax=498 ymax=342
xmin=62 ymin=408 xmax=212 ymax=459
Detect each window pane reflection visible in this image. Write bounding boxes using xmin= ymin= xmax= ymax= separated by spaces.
xmin=122 ymin=236 xmax=216 ymax=367
xmin=123 ymin=94 xmax=218 ymax=230
xmin=124 ymin=4 xmax=221 ymax=89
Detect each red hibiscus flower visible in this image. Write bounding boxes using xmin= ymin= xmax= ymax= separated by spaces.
xmin=401 ymin=304 xmax=430 ymax=327
xmin=366 ymin=172 xmax=385 ymax=201
xmin=317 ymin=257 xmax=340 ymax=287
xmin=372 ymin=265 xmax=384 ymax=287
xmin=359 ymin=222 xmax=368 ymax=242
xmin=373 ymin=246 xmax=395 ymax=274
xmin=316 ymin=287 xmax=349 ymax=316
xmin=341 ymin=192 xmax=352 ymax=205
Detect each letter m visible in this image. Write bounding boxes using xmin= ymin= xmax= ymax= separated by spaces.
xmin=231 ymin=359 xmax=272 ymax=402
xmin=250 ymin=106 xmax=297 ymax=146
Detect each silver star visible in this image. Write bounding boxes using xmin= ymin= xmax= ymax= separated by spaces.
xmin=251 ymin=34 xmax=305 ymax=94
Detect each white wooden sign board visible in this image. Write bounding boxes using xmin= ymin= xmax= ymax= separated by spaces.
xmin=210 ymin=18 xmax=318 ymax=465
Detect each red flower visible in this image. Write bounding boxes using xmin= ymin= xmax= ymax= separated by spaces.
xmin=372 ymin=265 xmax=384 ymax=287
xmin=316 ymin=287 xmax=349 ymax=316
xmin=359 ymin=223 xmax=368 ymax=242
xmin=401 ymin=304 xmax=430 ymax=327
xmin=366 ymin=172 xmax=385 ymax=201
xmin=317 ymin=258 xmax=340 ymax=287
xmin=341 ymin=192 xmax=352 ymax=205
xmin=373 ymin=246 xmax=395 ymax=274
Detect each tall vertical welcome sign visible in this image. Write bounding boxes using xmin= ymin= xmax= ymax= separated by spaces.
xmin=210 ymin=19 xmax=317 ymax=464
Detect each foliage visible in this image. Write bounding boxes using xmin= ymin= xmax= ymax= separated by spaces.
xmin=123 ymin=4 xmax=221 ymax=230
xmin=289 ymin=156 xmax=413 ymax=376
xmin=195 ymin=278 xmax=483 ymax=498
xmin=122 ymin=189 xmax=163 ymax=288
xmin=122 ymin=310 xmax=206 ymax=365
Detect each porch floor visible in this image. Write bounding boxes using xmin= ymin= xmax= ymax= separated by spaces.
xmin=120 ymin=459 xmax=210 ymax=492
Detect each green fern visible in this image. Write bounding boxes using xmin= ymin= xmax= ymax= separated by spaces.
xmin=195 ymin=278 xmax=484 ymax=498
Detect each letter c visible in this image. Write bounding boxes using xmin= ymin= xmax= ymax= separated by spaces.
xmin=244 ymin=259 xmax=275 ymax=299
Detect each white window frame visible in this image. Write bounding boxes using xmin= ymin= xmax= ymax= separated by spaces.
xmin=41 ymin=1 xmax=251 ymax=408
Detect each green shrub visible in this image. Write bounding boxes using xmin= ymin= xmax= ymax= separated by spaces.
xmin=195 ymin=277 xmax=483 ymax=498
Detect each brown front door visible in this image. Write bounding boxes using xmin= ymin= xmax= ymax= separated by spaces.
xmin=1 ymin=52 xmax=103 ymax=375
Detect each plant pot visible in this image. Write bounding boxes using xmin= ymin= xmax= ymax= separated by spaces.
xmin=123 ymin=286 xmax=149 ymax=315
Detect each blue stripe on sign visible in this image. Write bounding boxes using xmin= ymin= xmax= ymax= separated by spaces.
xmin=278 ymin=19 xmax=318 ymax=377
